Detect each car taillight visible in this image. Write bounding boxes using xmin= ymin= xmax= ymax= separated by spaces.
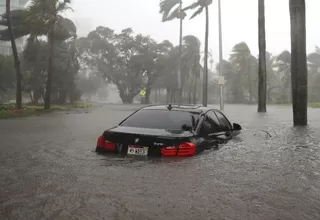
xmin=161 ymin=142 xmax=196 ymax=157
xmin=97 ymin=135 xmax=116 ymax=151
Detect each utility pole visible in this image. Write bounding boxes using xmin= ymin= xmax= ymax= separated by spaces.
xmin=218 ymin=0 xmax=224 ymax=111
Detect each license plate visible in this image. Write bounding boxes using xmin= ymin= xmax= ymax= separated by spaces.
xmin=127 ymin=145 xmax=149 ymax=156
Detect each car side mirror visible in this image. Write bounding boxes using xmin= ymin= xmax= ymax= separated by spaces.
xmin=233 ymin=123 xmax=242 ymax=131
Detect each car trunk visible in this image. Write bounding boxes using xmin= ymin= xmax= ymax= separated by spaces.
xmin=103 ymin=126 xmax=193 ymax=156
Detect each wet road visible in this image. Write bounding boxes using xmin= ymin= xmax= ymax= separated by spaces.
xmin=1 ymin=104 xmax=320 ymax=220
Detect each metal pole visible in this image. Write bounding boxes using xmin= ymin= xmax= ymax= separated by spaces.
xmin=218 ymin=0 xmax=224 ymax=111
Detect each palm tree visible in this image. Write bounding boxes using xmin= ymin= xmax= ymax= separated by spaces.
xmin=183 ymin=0 xmax=213 ymax=106
xmin=0 ymin=0 xmax=76 ymax=109
xmin=258 ymin=0 xmax=267 ymax=112
xmin=160 ymin=0 xmax=186 ymax=104
xmin=28 ymin=0 xmax=76 ymax=109
xmin=181 ymin=35 xmax=201 ymax=103
xmin=275 ymin=50 xmax=291 ymax=103
xmin=230 ymin=42 xmax=257 ymax=103
xmin=5 ymin=0 xmax=22 ymax=110
xmin=289 ymin=0 xmax=307 ymax=126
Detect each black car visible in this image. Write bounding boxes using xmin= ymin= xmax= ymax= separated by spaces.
xmin=96 ymin=104 xmax=242 ymax=157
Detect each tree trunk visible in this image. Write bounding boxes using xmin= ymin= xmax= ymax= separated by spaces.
xmin=44 ymin=24 xmax=55 ymax=109
xmin=203 ymin=6 xmax=209 ymax=107
xmin=6 ymin=0 xmax=22 ymax=110
xmin=166 ymin=88 xmax=170 ymax=103
xmin=145 ymin=86 xmax=151 ymax=104
xmin=258 ymin=0 xmax=267 ymax=112
xmin=119 ymin=90 xmax=134 ymax=104
xmin=247 ymin=56 xmax=253 ymax=103
xmin=193 ymin=76 xmax=197 ymax=104
xmin=289 ymin=0 xmax=308 ymax=126
xmin=33 ymin=88 xmax=41 ymax=105
xmin=177 ymin=0 xmax=183 ymax=104
xmin=57 ymin=90 xmax=67 ymax=105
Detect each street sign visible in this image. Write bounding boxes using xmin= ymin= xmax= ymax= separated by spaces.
xmin=218 ymin=76 xmax=225 ymax=85
xmin=140 ymin=89 xmax=146 ymax=97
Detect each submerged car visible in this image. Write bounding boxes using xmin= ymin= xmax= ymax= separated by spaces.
xmin=96 ymin=104 xmax=242 ymax=157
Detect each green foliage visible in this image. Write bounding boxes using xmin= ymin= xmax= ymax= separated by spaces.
xmin=217 ymin=42 xmax=320 ymax=104
xmin=0 ymin=4 xmax=76 ymax=42
xmin=0 ymin=55 xmax=15 ymax=92
xmin=77 ymin=26 xmax=177 ymax=104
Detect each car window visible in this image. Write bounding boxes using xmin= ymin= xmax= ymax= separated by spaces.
xmin=199 ymin=112 xmax=221 ymax=135
xmin=120 ymin=109 xmax=199 ymax=130
xmin=207 ymin=111 xmax=221 ymax=133
xmin=215 ymin=111 xmax=232 ymax=131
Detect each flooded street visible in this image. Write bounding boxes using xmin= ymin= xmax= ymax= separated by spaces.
xmin=1 ymin=104 xmax=320 ymax=220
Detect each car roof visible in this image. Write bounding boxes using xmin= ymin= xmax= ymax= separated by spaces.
xmin=141 ymin=104 xmax=220 ymax=114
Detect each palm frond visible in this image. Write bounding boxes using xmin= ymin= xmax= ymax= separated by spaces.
xmin=189 ymin=6 xmax=204 ymax=19
xmin=0 ymin=26 xmax=31 ymax=41
xmin=183 ymin=35 xmax=201 ymax=50
xmin=182 ymin=1 xmax=200 ymax=11
xmin=0 ymin=9 xmax=30 ymax=26
xmin=159 ymin=0 xmax=180 ymax=21
xmin=165 ymin=6 xmax=180 ymax=21
xmin=276 ymin=50 xmax=291 ymax=63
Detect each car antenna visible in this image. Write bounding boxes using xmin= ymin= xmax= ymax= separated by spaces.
xmin=167 ymin=104 xmax=172 ymax=110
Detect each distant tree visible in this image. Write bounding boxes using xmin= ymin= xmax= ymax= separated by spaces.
xmin=0 ymin=55 xmax=15 ymax=93
xmin=216 ymin=59 xmax=241 ymax=103
xmin=307 ymin=47 xmax=320 ymax=102
xmin=229 ymin=42 xmax=257 ymax=103
xmin=274 ymin=50 xmax=291 ymax=103
xmin=76 ymin=74 xmax=102 ymax=101
xmin=181 ymin=35 xmax=201 ymax=103
xmin=77 ymin=26 xmax=174 ymax=104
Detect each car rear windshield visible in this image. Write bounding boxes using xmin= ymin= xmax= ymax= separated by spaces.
xmin=120 ymin=109 xmax=199 ymax=130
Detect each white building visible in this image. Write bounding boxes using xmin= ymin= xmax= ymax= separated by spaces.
xmin=0 ymin=0 xmax=28 ymax=55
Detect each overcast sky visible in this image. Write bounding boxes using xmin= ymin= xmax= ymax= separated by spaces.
xmin=67 ymin=0 xmax=320 ymax=62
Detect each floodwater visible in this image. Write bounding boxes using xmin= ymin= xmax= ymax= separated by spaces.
xmin=0 ymin=104 xmax=320 ymax=220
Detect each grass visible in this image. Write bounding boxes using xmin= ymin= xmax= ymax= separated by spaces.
xmin=0 ymin=103 xmax=92 ymax=119
xmin=309 ymin=103 xmax=320 ymax=108
xmin=272 ymin=103 xmax=320 ymax=108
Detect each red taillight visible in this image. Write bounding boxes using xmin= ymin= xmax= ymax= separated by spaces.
xmin=161 ymin=142 xmax=196 ymax=157
xmin=97 ymin=135 xmax=116 ymax=151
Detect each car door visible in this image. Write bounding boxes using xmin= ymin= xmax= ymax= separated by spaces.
xmin=197 ymin=111 xmax=221 ymax=151
xmin=214 ymin=111 xmax=234 ymax=139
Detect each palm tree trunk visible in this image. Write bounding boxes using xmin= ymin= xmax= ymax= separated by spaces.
xmin=258 ymin=0 xmax=267 ymax=112
xmin=194 ymin=77 xmax=198 ymax=104
xmin=289 ymin=0 xmax=308 ymax=126
xmin=203 ymin=6 xmax=209 ymax=107
xmin=246 ymin=56 xmax=253 ymax=103
xmin=44 ymin=24 xmax=55 ymax=109
xmin=6 ymin=0 xmax=22 ymax=110
xmin=177 ymin=0 xmax=183 ymax=105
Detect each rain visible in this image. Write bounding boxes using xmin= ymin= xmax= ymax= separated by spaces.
xmin=1 ymin=0 xmax=320 ymax=220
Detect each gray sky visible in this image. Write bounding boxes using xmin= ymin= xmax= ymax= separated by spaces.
xmin=68 ymin=0 xmax=320 ymax=62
